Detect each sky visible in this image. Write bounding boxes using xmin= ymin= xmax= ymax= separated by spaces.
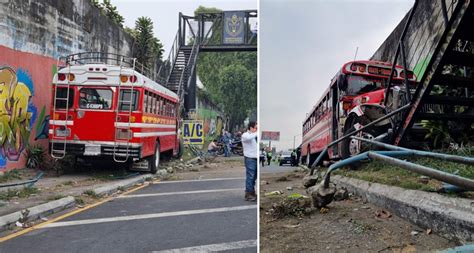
xmin=260 ymin=0 xmax=414 ymax=151
xmin=113 ymin=0 xmax=257 ymax=56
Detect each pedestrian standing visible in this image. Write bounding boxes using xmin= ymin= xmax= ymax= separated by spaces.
xmin=260 ymin=149 xmax=266 ymax=167
xmin=266 ymin=150 xmax=272 ymax=166
xmin=291 ymin=149 xmax=297 ymax=166
xmin=223 ymin=130 xmax=230 ymax=157
xmin=242 ymin=121 xmax=258 ymax=201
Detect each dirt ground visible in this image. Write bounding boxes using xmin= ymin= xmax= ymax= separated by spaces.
xmin=260 ymin=170 xmax=459 ymax=253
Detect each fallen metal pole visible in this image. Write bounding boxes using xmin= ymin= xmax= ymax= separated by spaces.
xmin=368 ymin=152 xmax=474 ymax=191
xmin=309 ymin=104 xmax=411 ymax=175
xmin=0 ymin=172 xmax=44 ymax=188
xmin=351 ymin=136 xmax=474 ymax=166
xmin=322 ymin=151 xmax=412 ymax=188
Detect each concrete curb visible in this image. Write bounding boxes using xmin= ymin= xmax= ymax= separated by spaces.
xmin=92 ymin=174 xmax=153 ymax=196
xmin=0 ymin=173 xmax=158 ymax=232
xmin=332 ymin=175 xmax=474 ymax=243
xmin=0 ymin=196 xmax=75 ymax=231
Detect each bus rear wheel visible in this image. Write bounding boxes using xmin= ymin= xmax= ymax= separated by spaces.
xmin=148 ymin=142 xmax=160 ymax=174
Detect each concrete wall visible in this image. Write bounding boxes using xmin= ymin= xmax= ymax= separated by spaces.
xmin=0 ymin=0 xmax=134 ymax=170
xmin=370 ymin=0 xmax=461 ymax=80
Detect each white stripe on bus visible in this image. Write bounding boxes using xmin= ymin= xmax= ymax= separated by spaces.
xmin=49 ymin=120 xmax=74 ymax=126
xmin=133 ymin=131 xmax=176 ymax=138
xmin=114 ymin=122 xmax=176 ymax=128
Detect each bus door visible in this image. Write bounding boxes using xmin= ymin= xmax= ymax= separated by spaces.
xmin=331 ymin=86 xmax=339 ymax=157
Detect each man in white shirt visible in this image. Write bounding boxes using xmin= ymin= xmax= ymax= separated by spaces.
xmin=242 ymin=121 xmax=258 ymax=201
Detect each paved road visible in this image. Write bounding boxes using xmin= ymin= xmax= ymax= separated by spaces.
xmin=260 ymin=162 xmax=299 ymax=174
xmin=0 ymin=177 xmax=257 ymax=253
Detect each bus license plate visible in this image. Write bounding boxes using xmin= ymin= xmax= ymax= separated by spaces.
xmin=84 ymin=144 xmax=101 ymax=156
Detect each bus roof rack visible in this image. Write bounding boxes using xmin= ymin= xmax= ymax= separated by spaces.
xmin=59 ymin=52 xmax=167 ymax=84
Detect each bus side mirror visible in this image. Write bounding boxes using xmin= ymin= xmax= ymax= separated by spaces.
xmin=337 ymin=74 xmax=347 ymax=91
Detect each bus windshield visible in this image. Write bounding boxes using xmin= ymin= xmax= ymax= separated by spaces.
xmin=345 ymin=75 xmax=385 ymax=96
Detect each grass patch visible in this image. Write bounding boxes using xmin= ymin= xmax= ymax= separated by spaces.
xmin=75 ymin=196 xmax=85 ymax=205
xmin=83 ymin=189 xmax=99 ymax=198
xmin=335 ymin=151 xmax=474 ymax=192
xmin=0 ymin=187 xmax=40 ymax=201
xmin=0 ymin=169 xmax=22 ymax=183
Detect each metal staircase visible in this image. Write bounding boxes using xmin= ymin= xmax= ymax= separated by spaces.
xmin=380 ymin=0 xmax=474 ymax=146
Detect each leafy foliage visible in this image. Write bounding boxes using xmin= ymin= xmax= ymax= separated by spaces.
xmin=129 ymin=17 xmax=164 ymax=71
xmin=24 ymin=144 xmax=46 ymax=170
xmin=90 ymin=0 xmax=124 ymax=27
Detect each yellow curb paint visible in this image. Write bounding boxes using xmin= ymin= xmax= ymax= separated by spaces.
xmin=0 ymin=183 xmax=149 ymax=243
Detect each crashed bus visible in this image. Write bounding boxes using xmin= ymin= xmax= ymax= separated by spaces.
xmin=49 ymin=52 xmax=182 ymax=173
xmin=301 ymin=60 xmax=416 ymax=165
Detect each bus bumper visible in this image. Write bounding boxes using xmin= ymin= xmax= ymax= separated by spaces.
xmin=49 ymin=141 xmax=142 ymax=159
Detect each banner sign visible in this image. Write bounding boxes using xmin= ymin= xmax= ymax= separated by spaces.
xmin=223 ymin=11 xmax=245 ymax=44
xmin=182 ymin=120 xmax=204 ymax=145
xmin=261 ymin=131 xmax=280 ymax=141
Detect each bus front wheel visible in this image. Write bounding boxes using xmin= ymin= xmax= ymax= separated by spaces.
xmin=341 ymin=125 xmax=380 ymax=160
xmin=149 ymin=142 xmax=160 ymax=174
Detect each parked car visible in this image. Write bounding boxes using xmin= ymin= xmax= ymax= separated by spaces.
xmin=279 ymin=151 xmax=292 ymax=166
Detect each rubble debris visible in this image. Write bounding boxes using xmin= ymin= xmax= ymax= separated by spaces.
xmin=271 ymin=195 xmax=312 ymax=219
xmin=426 ymin=228 xmax=432 ymax=235
xmin=282 ymin=224 xmax=300 ymax=228
xmin=276 ymin=176 xmax=289 ymax=182
xmin=286 ymin=186 xmax=293 ymax=191
xmin=418 ymin=176 xmax=430 ymax=184
xmin=265 ymin=190 xmax=283 ymax=197
xmin=375 ymin=209 xmax=392 ymax=219
xmin=307 ymin=182 xmax=336 ymax=208
xmin=260 ymin=180 xmax=269 ymax=185
xmin=319 ymin=207 xmax=329 ymax=214
xmin=302 ymin=173 xmax=319 ymax=188
xmin=333 ymin=187 xmax=349 ymax=201
xmin=410 ymin=231 xmax=420 ymax=236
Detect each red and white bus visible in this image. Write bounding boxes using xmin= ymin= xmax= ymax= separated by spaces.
xmin=301 ymin=60 xmax=416 ymax=165
xmin=49 ymin=53 xmax=181 ymax=173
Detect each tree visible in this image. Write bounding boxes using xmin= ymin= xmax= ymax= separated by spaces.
xmin=131 ymin=17 xmax=164 ymax=72
xmin=101 ymin=0 xmax=124 ymax=27
xmin=91 ymin=0 xmax=124 ymax=27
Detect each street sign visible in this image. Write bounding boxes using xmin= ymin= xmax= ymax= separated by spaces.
xmin=261 ymin=131 xmax=280 ymax=141
xmin=182 ymin=120 xmax=204 ymax=145
xmin=223 ymin=11 xmax=245 ymax=44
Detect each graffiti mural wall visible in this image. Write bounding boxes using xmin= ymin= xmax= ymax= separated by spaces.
xmin=189 ymin=96 xmax=226 ymax=141
xmin=0 ymin=45 xmax=55 ymax=170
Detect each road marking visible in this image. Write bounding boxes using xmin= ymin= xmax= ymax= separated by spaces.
xmin=43 ymin=205 xmax=257 ymax=228
xmin=158 ymin=177 xmax=244 ymax=184
xmin=151 ymin=239 xmax=257 ymax=252
xmin=0 ymin=183 xmax=148 ymax=243
xmin=119 ymin=188 xmax=242 ymax=198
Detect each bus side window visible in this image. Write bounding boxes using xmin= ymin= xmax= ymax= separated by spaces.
xmin=147 ymin=92 xmax=153 ymax=114
xmin=144 ymin=91 xmax=148 ymax=113
xmin=119 ymin=90 xmax=138 ymax=111
xmin=152 ymin=94 xmax=157 ymax=114
xmin=158 ymin=97 xmax=164 ymax=115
